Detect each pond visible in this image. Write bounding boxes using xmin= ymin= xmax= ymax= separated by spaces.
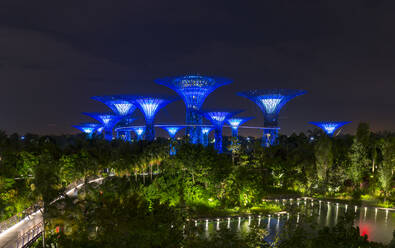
xmin=200 ymin=198 xmax=395 ymax=244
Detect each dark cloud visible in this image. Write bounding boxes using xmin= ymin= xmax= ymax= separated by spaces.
xmin=0 ymin=0 xmax=394 ymax=135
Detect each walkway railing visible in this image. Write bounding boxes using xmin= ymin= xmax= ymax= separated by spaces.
xmin=15 ymin=222 xmax=43 ymax=248
xmin=0 ymin=204 xmax=41 ymax=235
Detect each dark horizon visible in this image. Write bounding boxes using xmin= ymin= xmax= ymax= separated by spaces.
xmin=1 ymin=0 xmax=395 ymax=136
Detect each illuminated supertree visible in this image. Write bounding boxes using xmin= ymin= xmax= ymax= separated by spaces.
xmin=201 ymin=126 xmax=214 ymax=147
xmin=131 ymin=126 xmax=146 ymax=141
xmin=116 ymin=117 xmax=136 ymax=141
xmin=159 ymin=125 xmax=185 ymax=155
xmin=73 ymin=123 xmax=102 ymax=139
xmin=133 ymin=96 xmax=178 ymax=141
xmin=227 ymin=117 xmax=254 ymax=137
xmin=155 ymin=75 xmax=232 ymax=144
xmin=91 ymin=95 xmax=136 ymax=116
xmin=203 ymin=110 xmax=242 ymax=153
xmin=83 ymin=112 xmax=123 ymax=141
xmin=309 ymin=121 xmax=351 ymax=137
xmin=237 ymin=89 xmax=306 ymax=147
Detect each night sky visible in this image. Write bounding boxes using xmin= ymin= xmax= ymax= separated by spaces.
xmin=1 ymin=0 xmax=395 ymax=136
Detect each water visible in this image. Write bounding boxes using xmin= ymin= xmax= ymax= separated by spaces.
xmin=199 ymin=199 xmax=395 ymax=244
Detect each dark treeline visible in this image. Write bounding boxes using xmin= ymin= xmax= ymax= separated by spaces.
xmin=0 ymin=123 xmax=394 ymax=247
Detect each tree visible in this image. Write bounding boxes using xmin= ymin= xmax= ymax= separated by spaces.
xmin=32 ymin=151 xmax=62 ymax=247
xmin=378 ymin=138 xmax=395 ymax=201
xmin=314 ymin=136 xmax=333 ymax=190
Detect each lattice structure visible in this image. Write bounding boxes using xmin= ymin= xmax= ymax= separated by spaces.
xmin=262 ymin=127 xmax=280 ymax=147
xmin=83 ymin=112 xmax=123 ymax=141
xmin=309 ymin=121 xmax=351 ymax=136
xmin=131 ymin=126 xmax=146 ymax=141
xmin=133 ymin=96 xmax=178 ymax=141
xmin=115 ymin=117 xmax=136 ymax=142
xmin=155 ymin=75 xmax=232 ymax=144
xmin=201 ymin=126 xmax=214 ymax=147
xmin=160 ymin=126 xmax=185 ymax=155
xmin=203 ymin=110 xmax=242 ymax=153
xmin=73 ymin=123 xmax=102 ymax=139
xmin=237 ymin=89 xmax=306 ymax=146
xmin=227 ymin=117 xmax=254 ymax=137
xmin=91 ymin=95 xmax=136 ymax=116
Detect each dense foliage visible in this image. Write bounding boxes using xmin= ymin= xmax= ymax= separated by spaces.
xmin=0 ymin=123 xmax=394 ymax=247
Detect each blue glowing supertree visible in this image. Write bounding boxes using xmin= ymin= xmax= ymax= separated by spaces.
xmin=73 ymin=123 xmax=102 ymax=139
xmin=115 ymin=117 xmax=136 ymax=141
xmin=309 ymin=121 xmax=351 ymax=137
xmin=83 ymin=112 xmax=123 ymax=141
xmin=159 ymin=125 xmax=185 ymax=155
xmin=201 ymin=126 xmax=214 ymax=147
xmin=203 ymin=110 xmax=242 ymax=153
xmin=133 ymin=96 xmax=178 ymax=141
xmin=237 ymin=89 xmax=306 ymax=147
xmin=155 ymin=75 xmax=232 ymax=144
xmin=227 ymin=117 xmax=254 ymax=137
xmin=130 ymin=126 xmax=146 ymax=141
xmin=91 ymin=95 xmax=136 ymax=116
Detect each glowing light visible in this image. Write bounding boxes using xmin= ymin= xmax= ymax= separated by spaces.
xmin=203 ymin=110 xmax=242 ymax=152
xmin=133 ymin=127 xmax=145 ymax=136
xmin=81 ymin=127 xmax=95 ymax=134
xmin=227 ymin=118 xmax=242 ymax=129
xmin=201 ymin=127 xmax=213 ymax=134
xmin=91 ymin=96 xmax=136 ymax=116
xmin=260 ymin=97 xmax=282 ymax=114
xmin=135 ymin=98 xmax=170 ymax=123
xmin=309 ymin=121 xmax=351 ymax=136
xmin=161 ymin=126 xmax=184 ymax=138
xmin=113 ymin=102 xmax=134 ymax=116
xmin=83 ymin=113 xmax=123 ymax=129
xmin=155 ymin=75 xmax=232 ymax=144
xmin=155 ymin=75 xmax=232 ymax=110
xmin=96 ymin=127 xmax=104 ymax=134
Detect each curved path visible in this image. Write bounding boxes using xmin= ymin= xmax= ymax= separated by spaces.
xmin=0 ymin=177 xmax=104 ymax=248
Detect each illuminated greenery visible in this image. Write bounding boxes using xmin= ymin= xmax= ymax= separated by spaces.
xmin=0 ymin=123 xmax=394 ymax=247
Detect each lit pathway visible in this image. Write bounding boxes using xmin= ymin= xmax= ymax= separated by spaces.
xmin=0 ymin=177 xmax=104 ymax=248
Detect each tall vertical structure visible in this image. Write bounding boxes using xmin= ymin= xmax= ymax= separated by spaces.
xmin=203 ymin=110 xmax=242 ymax=153
xmin=227 ymin=117 xmax=254 ymax=137
xmin=83 ymin=113 xmax=123 ymax=141
xmin=133 ymin=96 xmax=178 ymax=141
xmin=309 ymin=121 xmax=351 ymax=137
xmin=73 ymin=123 xmax=102 ymax=139
xmin=155 ymin=75 xmax=232 ymax=144
xmin=91 ymin=95 xmax=136 ymax=116
xmin=237 ymin=89 xmax=306 ymax=147
xmin=115 ymin=117 xmax=136 ymax=141
xmin=201 ymin=126 xmax=214 ymax=147
xmin=159 ymin=126 xmax=185 ymax=155
xmin=131 ymin=126 xmax=146 ymax=141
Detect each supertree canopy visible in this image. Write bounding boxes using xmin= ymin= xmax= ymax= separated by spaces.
xmin=91 ymin=95 xmax=136 ymax=116
xmin=83 ymin=112 xmax=123 ymax=141
xmin=227 ymin=117 xmax=254 ymax=137
xmin=203 ymin=110 xmax=242 ymax=153
xmin=131 ymin=126 xmax=146 ymax=141
xmin=155 ymin=75 xmax=232 ymax=144
xmin=159 ymin=125 xmax=185 ymax=155
xmin=309 ymin=121 xmax=351 ymax=136
xmin=237 ymin=89 xmax=306 ymax=146
xmin=73 ymin=123 xmax=102 ymax=139
xmin=133 ymin=95 xmax=178 ymax=141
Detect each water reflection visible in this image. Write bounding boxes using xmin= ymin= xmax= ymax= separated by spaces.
xmin=198 ymin=198 xmax=394 ymax=244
